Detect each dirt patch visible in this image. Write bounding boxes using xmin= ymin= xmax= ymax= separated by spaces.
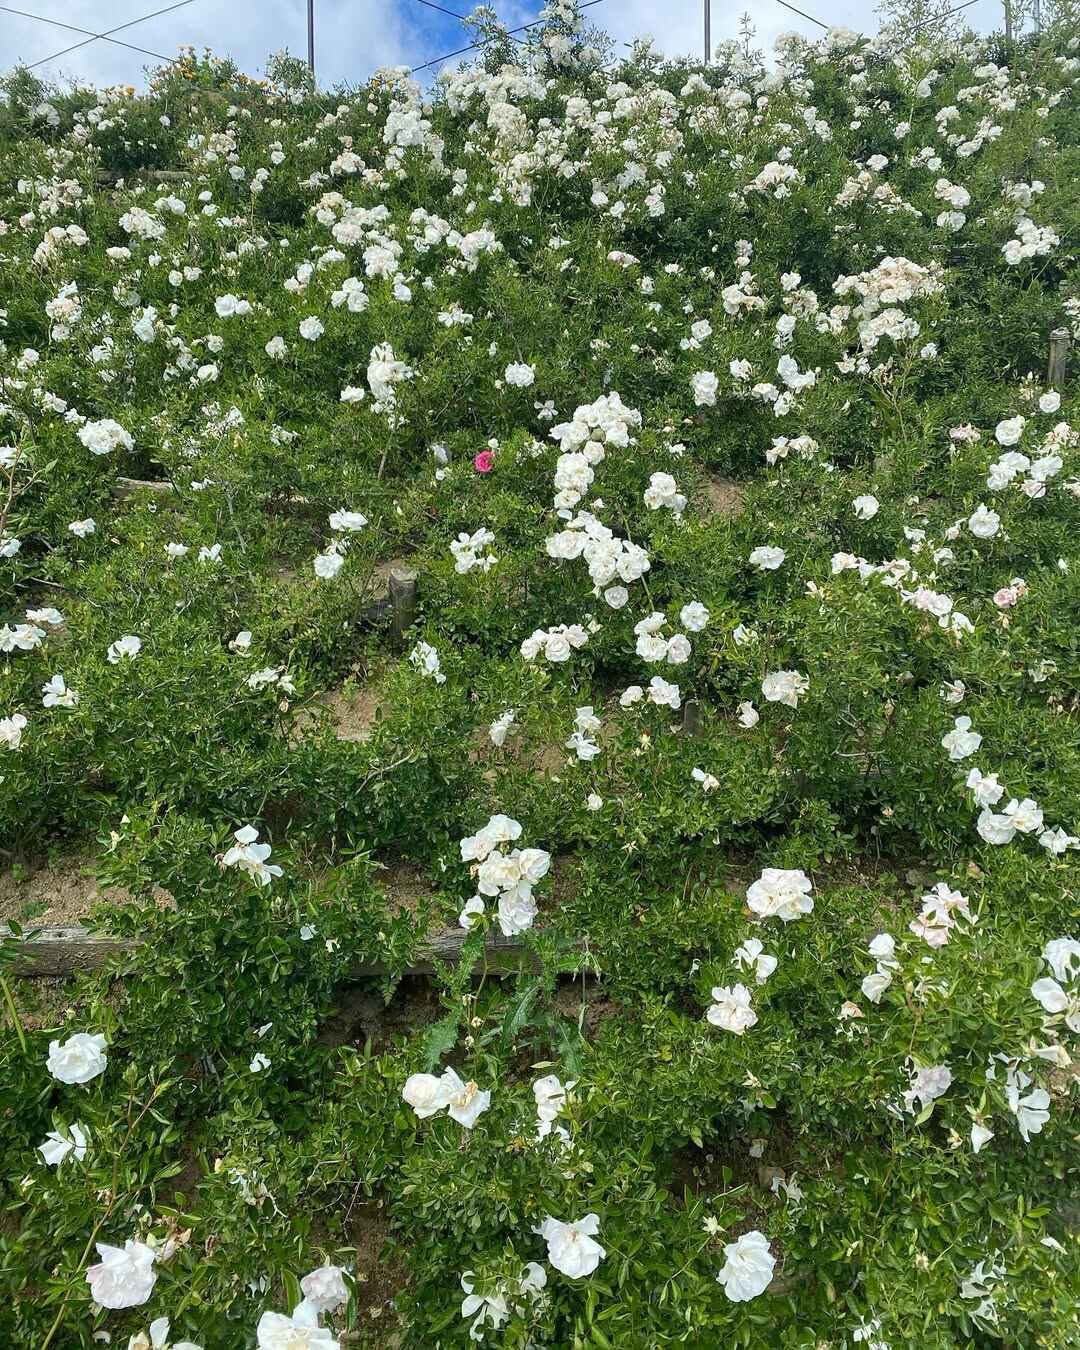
xmin=374 ymin=860 xmax=435 ymax=917
xmin=552 ymin=974 xmax=619 ymax=1038
xmin=0 ymin=853 xmax=174 ymax=927
xmin=321 ymin=681 xmax=383 ymax=742
xmin=0 ymin=852 xmax=173 ymax=926
xmin=700 ymin=475 xmax=747 ymax=519
xmin=669 ymin=1141 xmax=750 ymax=1198
xmin=545 ymin=854 xmax=581 ymax=913
xmin=7 ymin=976 xmax=82 ymax=1031
xmin=169 ymin=1147 xmax=205 ymax=1207
xmin=305 ymin=1190 xmax=408 ymax=1346
xmin=317 ymin=976 xmax=443 ymax=1050
xmin=348 ymin=1198 xmax=408 ymax=1341
xmin=471 ymin=717 xmax=568 ymax=781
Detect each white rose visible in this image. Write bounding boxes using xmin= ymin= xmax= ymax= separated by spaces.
xmin=691 ymin=370 xmax=718 ymax=406
xmin=85 ymin=1239 xmax=157 ymax=1310
xmin=1043 ymin=937 xmax=1080 ymax=984
xmin=516 ymin=847 xmax=551 ymax=884
xmin=439 ymin=1067 xmax=491 ymax=1128
xmin=38 ymin=1122 xmax=89 ymax=1166
xmin=402 ymin=1072 xmax=453 ymax=1118
xmin=497 ymin=885 xmax=537 ymax=936
xmin=967 ymin=504 xmax=1000 ymax=538
xmin=256 ymin=1302 xmax=339 ymax=1348
xmin=861 ymin=970 xmax=893 ymax=1003
xmin=706 ymin=983 xmax=758 ymax=1033
xmin=976 ymin=809 xmax=1016 ymax=845
xmin=477 ymin=852 xmax=523 ymax=896
xmin=666 ymin=634 xmax=692 ymax=664
xmin=941 ymin=715 xmax=981 ymax=761
xmin=538 ymin=1215 xmax=605 ymax=1278
xmin=749 ymin=545 xmax=785 ymax=571
xmin=716 ymin=1230 xmax=774 ymax=1302
xmin=746 ymin=868 xmax=813 ymax=922
xmin=314 ymin=551 xmax=345 ymax=580
xmin=47 ymin=1032 xmax=107 ymax=1084
xmin=543 ymin=632 xmax=572 ymax=663
xmin=761 ymin=670 xmax=808 ymax=708
xmin=994 ymin=415 xmax=1025 ymax=446
xmin=300 ymin=1264 xmax=349 ymax=1314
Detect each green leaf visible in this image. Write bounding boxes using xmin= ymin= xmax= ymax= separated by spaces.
xmin=499 ymin=977 xmax=541 ymax=1051
xmin=421 ymin=1009 xmax=462 ymax=1071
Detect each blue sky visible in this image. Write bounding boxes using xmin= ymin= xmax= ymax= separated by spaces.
xmin=3 ymin=0 xmax=1014 ymax=91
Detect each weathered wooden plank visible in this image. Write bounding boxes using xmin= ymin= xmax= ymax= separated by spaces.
xmin=0 ymin=926 xmax=131 ymax=977
xmin=111 ymin=476 xmax=177 ymax=500
xmin=94 ymin=169 xmax=195 ymax=186
xmin=1 ymin=924 xmax=575 ymax=978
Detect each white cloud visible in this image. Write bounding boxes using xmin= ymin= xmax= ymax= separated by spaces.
xmin=6 ymin=0 xmax=1010 ymax=91
xmin=5 ymin=0 xmax=417 ymax=89
xmin=599 ymin=0 xmax=1004 ymax=63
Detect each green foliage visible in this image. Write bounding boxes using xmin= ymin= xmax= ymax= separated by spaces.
xmin=0 ymin=13 xmax=1077 ymax=1350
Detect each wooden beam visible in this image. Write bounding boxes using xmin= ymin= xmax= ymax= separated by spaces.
xmin=110 ymin=476 xmax=177 ymax=501
xmin=1 ymin=926 xmax=131 ymax=977
xmin=0 ymin=924 xmax=577 ymax=979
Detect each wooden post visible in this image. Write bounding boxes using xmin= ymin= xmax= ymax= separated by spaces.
xmin=682 ymin=700 xmax=703 ymax=737
xmin=1047 ymin=328 xmax=1070 ymax=387
xmin=388 ymin=565 xmax=418 ymax=648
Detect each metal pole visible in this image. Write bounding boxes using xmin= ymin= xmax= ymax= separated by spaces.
xmin=307 ymin=0 xmax=315 ymax=75
xmin=704 ymin=0 xmax=710 ymax=62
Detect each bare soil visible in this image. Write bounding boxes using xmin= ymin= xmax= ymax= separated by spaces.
xmin=552 ymin=975 xmax=619 ymax=1038
xmin=317 ymin=976 xmax=443 ymax=1051
xmin=374 ymin=859 xmax=436 ymax=917
xmin=700 ymin=474 xmax=747 ymax=519
xmin=348 ymin=1198 xmax=408 ymax=1344
xmin=0 ymin=852 xmax=172 ymax=926
xmin=7 ymin=975 xmax=83 ymax=1031
xmin=321 ymin=681 xmax=383 ymax=742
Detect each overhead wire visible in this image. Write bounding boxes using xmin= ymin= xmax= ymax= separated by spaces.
xmin=411 ymin=0 xmax=605 ymax=74
xmin=28 ymin=0 xmax=195 ymax=71
xmin=0 ymin=4 xmax=172 ymax=63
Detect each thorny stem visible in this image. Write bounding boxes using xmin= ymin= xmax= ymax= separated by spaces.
xmin=0 ymin=973 xmax=27 ymax=1054
xmin=40 ymin=1081 xmax=171 ymax=1350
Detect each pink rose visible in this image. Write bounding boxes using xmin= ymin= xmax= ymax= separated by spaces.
xmin=473 ymin=450 xmax=495 ymax=473
xmin=993 ymin=587 xmax=1017 ymax=608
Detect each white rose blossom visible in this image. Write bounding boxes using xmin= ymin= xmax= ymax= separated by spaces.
xmin=538 ymin=1214 xmax=605 ymax=1278
xmin=47 ymin=1032 xmax=107 ymax=1085
xmin=746 ymin=868 xmax=813 ymax=922
xmin=716 ymin=1230 xmax=775 ymax=1302
xmin=706 ymin=983 xmax=758 ymax=1034
xmin=38 ymin=1122 xmax=89 ymax=1165
xmin=86 ymin=1239 xmax=157 ymax=1309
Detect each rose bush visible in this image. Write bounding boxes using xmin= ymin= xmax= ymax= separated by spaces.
xmin=0 ymin=9 xmax=1078 ymax=1347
